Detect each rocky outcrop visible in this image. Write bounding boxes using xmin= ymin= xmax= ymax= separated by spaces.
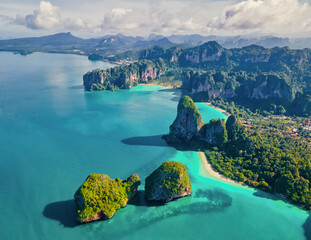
xmin=182 ymin=72 xmax=236 ymax=99
xmin=145 ymin=161 xmax=192 ymax=202
xmin=83 ymin=60 xmax=163 ymax=91
xmin=202 ymin=119 xmax=227 ymax=146
xmin=180 ymin=41 xmax=224 ymax=66
xmin=74 ymin=173 xmax=140 ymax=223
xmin=88 ymin=54 xmax=103 ymax=61
xmin=226 ymin=115 xmax=243 ymax=141
xmin=183 ymin=70 xmax=293 ymax=101
xmin=168 ymin=96 xmax=204 ymax=143
xmin=249 ymin=75 xmax=293 ymax=100
xmin=83 ymin=69 xmax=106 ymax=91
xmin=190 ymin=80 xmax=236 ymax=99
xmin=141 ymin=65 xmax=162 ymax=81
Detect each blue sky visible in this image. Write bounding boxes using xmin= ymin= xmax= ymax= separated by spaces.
xmin=1 ymin=0 xmax=311 ymax=38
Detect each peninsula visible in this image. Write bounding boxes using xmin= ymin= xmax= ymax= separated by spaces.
xmin=165 ymin=95 xmax=311 ymax=210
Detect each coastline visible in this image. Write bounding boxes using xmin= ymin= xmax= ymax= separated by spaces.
xmin=198 ymin=152 xmax=245 ymax=187
xmin=203 ymin=102 xmax=230 ymax=116
xmin=137 ymin=83 xmax=175 ymax=89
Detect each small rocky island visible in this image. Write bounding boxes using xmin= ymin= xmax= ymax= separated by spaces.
xmin=168 ymin=95 xmax=204 ymax=143
xmin=74 ymin=161 xmax=193 ymax=224
xmin=164 ymin=95 xmax=234 ymax=148
xmin=145 ymin=161 xmax=192 ymax=202
xmin=74 ymin=173 xmax=140 ymax=223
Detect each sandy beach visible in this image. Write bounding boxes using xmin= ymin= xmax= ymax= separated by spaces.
xmin=138 ymin=83 xmax=175 ymax=89
xmin=203 ymin=102 xmax=230 ymax=116
xmin=199 ymin=152 xmax=244 ymax=186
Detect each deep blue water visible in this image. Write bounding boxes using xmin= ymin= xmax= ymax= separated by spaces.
xmin=0 ymin=52 xmax=310 ymax=240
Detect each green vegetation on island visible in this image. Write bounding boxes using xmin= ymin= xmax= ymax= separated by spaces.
xmin=74 ymin=161 xmax=193 ymax=223
xmin=74 ymin=173 xmax=140 ymax=223
xmin=167 ymin=96 xmax=204 ymax=143
xmin=84 ymin=41 xmax=311 ymax=117
xmin=204 ymin=102 xmax=311 ymax=209
xmin=165 ymin=96 xmax=311 ymax=210
xmin=145 ymin=161 xmax=192 ymax=202
xmin=83 ymin=59 xmax=167 ymax=91
xmin=81 ymin=37 xmax=311 ymax=211
xmin=88 ymin=53 xmax=103 ymax=61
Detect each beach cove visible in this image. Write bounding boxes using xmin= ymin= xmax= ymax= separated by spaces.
xmin=0 ymin=52 xmax=310 ymax=240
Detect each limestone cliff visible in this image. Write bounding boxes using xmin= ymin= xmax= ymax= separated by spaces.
xmin=249 ymin=75 xmax=293 ymax=100
xmin=145 ymin=161 xmax=192 ymax=202
xmin=168 ymin=96 xmax=204 ymax=143
xmin=83 ymin=59 xmax=164 ymax=91
xmin=83 ymin=69 xmax=106 ymax=91
xmin=74 ymin=173 xmax=140 ymax=223
xmin=183 ymin=71 xmax=293 ymax=101
xmin=180 ymin=41 xmax=224 ymax=66
xmin=201 ymin=119 xmax=227 ymax=146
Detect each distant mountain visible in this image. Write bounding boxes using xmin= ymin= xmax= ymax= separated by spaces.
xmin=1 ymin=32 xmax=311 ymax=58
xmin=0 ymin=32 xmax=178 ymax=56
xmin=147 ymin=34 xmax=307 ymax=49
xmin=0 ymin=32 xmax=88 ymax=48
xmin=0 ymin=32 xmax=96 ymax=55
xmin=133 ymin=37 xmax=176 ymax=49
xmin=219 ymin=36 xmax=290 ymax=49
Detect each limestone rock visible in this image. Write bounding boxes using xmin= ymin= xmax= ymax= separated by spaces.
xmin=168 ymin=96 xmax=204 ymax=143
xmin=83 ymin=69 xmax=106 ymax=91
xmin=74 ymin=173 xmax=140 ymax=223
xmin=145 ymin=161 xmax=192 ymax=202
xmin=202 ymin=119 xmax=227 ymax=146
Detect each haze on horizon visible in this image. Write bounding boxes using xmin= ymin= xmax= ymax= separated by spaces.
xmin=1 ymin=0 xmax=311 ymax=39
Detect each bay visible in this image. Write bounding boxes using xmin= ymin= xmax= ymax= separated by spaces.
xmin=0 ymin=52 xmax=309 ymax=240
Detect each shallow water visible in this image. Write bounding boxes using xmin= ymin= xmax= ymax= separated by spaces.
xmin=0 ymin=52 xmax=309 ymax=240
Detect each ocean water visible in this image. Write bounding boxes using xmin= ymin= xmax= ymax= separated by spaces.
xmin=0 ymin=52 xmax=310 ymax=240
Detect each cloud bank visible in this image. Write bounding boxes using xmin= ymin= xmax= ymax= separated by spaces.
xmin=208 ymin=0 xmax=311 ymax=34
xmin=1 ymin=0 xmax=311 ymax=36
xmin=14 ymin=1 xmax=61 ymax=29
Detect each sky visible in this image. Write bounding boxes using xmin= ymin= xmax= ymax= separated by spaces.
xmin=1 ymin=0 xmax=311 ymax=39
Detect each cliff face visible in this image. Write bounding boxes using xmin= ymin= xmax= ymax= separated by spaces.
xmin=190 ymin=79 xmax=236 ymax=99
xmin=83 ymin=60 xmax=163 ymax=91
xmin=249 ymin=75 xmax=293 ymax=100
xmin=164 ymin=96 xmax=247 ymax=149
xmin=180 ymin=41 xmax=224 ymax=66
xmin=202 ymin=119 xmax=227 ymax=146
xmin=168 ymin=96 xmax=204 ymax=143
xmin=145 ymin=161 xmax=192 ymax=202
xmin=141 ymin=66 xmax=162 ymax=81
xmin=74 ymin=173 xmax=140 ymax=223
xmin=226 ymin=115 xmax=243 ymax=142
xmin=182 ymin=71 xmax=236 ymax=99
xmin=183 ymin=71 xmax=293 ymax=101
xmin=166 ymin=96 xmax=228 ymax=146
xmin=83 ymin=69 xmax=106 ymax=91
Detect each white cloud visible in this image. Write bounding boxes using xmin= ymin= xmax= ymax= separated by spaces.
xmin=100 ymin=2 xmax=206 ymax=34
xmin=2 ymin=0 xmax=311 ymax=37
xmin=3 ymin=1 xmax=99 ymax=31
xmin=14 ymin=1 xmax=61 ymax=29
xmin=102 ymin=8 xmax=151 ymax=30
xmin=208 ymin=0 xmax=311 ymax=34
xmin=63 ymin=17 xmax=100 ymax=30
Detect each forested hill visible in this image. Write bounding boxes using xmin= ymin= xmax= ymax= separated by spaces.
xmin=111 ymin=41 xmax=311 ymax=73
xmin=84 ymin=41 xmax=311 ymax=116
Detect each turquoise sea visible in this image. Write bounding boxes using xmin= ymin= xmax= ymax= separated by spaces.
xmin=0 ymin=52 xmax=310 ymax=240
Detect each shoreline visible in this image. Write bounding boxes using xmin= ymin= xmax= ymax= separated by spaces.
xmin=137 ymin=83 xmax=176 ymax=89
xmin=203 ymin=102 xmax=230 ymax=116
xmin=198 ymin=152 xmax=245 ymax=187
